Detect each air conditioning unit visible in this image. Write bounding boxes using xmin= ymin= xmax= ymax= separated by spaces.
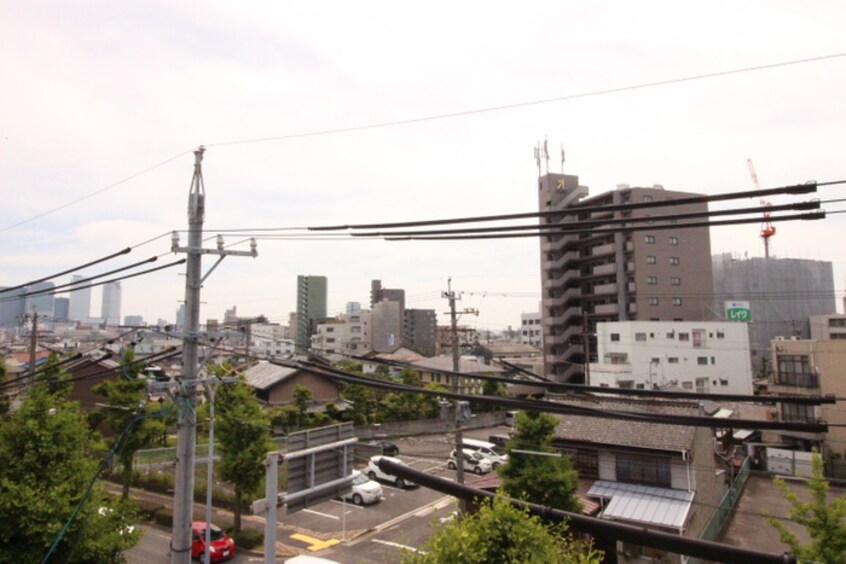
xmin=774 ymin=336 xmax=786 ymax=341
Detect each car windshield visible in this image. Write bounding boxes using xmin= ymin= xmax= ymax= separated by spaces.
xmin=352 ymin=472 xmax=369 ymax=486
xmin=469 ymin=452 xmax=484 ymax=461
xmin=196 ymin=525 xmax=226 ymax=541
xmin=491 ymin=445 xmax=506 ymax=456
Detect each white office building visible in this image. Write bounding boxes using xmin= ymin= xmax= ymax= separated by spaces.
xmin=101 ymin=282 xmax=122 ymax=326
xmin=520 ymin=311 xmax=543 ymax=347
xmin=68 ymin=275 xmax=91 ymax=323
xmin=590 ymin=321 xmax=754 ymax=395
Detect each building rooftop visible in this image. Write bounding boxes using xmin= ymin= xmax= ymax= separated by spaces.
xmin=412 ymin=356 xmax=506 ymax=375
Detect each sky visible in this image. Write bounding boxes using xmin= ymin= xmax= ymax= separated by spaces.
xmin=1 ymin=1 xmax=845 ymax=332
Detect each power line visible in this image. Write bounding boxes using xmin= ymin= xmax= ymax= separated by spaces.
xmin=204 ymin=53 xmax=846 ymax=149
xmin=1 ymin=150 xmax=193 ymax=235
xmin=0 ymin=247 xmax=132 ymax=294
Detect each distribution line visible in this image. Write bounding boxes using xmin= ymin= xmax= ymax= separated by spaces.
xmin=0 ymin=247 xmax=132 ymax=294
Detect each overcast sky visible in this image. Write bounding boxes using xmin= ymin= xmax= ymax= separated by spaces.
xmin=1 ymin=1 xmax=844 ymax=331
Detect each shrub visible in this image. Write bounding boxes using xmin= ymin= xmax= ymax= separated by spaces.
xmin=234 ymin=528 xmax=263 ymax=550
xmin=153 ymin=511 xmax=173 ymax=527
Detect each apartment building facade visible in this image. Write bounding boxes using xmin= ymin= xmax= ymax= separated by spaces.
xmin=295 ymin=275 xmax=327 ymax=353
xmin=538 ymin=173 xmax=714 ymax=382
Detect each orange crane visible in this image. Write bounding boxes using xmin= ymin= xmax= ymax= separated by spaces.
xmin=747 ymin=158 xmax=776 ymax=258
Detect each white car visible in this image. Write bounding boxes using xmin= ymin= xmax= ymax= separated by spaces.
xmin=365 ymin=455 xmax=416 ymax=489
xmin=448 ymin=449 xmax=493 ymax=475
xmin=342 ymin=470 xmax=383 ymax=505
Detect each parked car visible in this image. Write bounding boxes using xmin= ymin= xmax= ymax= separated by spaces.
xmin=462 ymin=438 xmax=509 ymax=468
xmin=505 ymin=410 xmax=518 ymax=427
xmin=488 ymin=434 xmax=511 ymax=449
xmin=448 ymin=449 xmax=493 ymax=474
xmin=369 ymin=440 xmax=400 ymax=456
xmin=365 ymin=455 xmax=416 ymax=489
xmin=191 ymin=521 xmax=236 ymax=562
xmin=342 ymin=470 xmax=383 ymax=505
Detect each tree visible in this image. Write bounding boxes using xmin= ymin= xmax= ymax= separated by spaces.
xmin=293 ymin=384 xmax=312 ymax=428
xmin=36 ymin=352 xmax=72 ymax=398
xmin=0 ymin=384 xmax=138 ymax=562
xmin=498 ymin=411 xmax=582 ymax=512
xmin=341 ymin=383 xmax=375 ymax=424
xmin=0 ymin=358 xmax=9 ymax=415
xmin=767 ymin=453 xmax=846 ymax=563
xmin=215 ymin=377 xmax=272 ymax=532
xmin=404 ymin=495 xmax=602 ymax=563
xmin=92 ymin=348 xmax=165 ymax=499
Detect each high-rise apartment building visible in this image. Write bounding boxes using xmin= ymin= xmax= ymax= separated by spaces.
xmin=538 ymin=173 xmax=714 ymax=383
xmin=295 ymin=275 xmax=327 ymax=353
xmin=25 ymin=282 xmax=55 ymax=318
xmin=54 ymin=298 xmax=70 ymax=321
xmin=403 ymin=309 xmax=438 ymax=356
xmin=712 ymin=253 xmax=835 ymax=376
xmin=371 ymin=280 xmax=405 ymax=310
xmin=101 ymin=282 xmax=122 ymax=326
xmin=68 ymin=274 xmax=91 ymax=323
xmin=0 ymin=287 xmax=26 ymax=328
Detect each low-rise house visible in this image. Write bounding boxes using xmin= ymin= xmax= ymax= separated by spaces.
xmin=549 ymin=397 xmax=726 ymax=560
xmin=410 ymin=356 xmax=506 ymax=395
xmin=242 ymin=360 xmax=342 ymax=405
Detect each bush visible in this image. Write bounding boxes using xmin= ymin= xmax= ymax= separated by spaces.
xmin=234 ymin=528 xmax=263 ymax=550
xmin=153 ymin=511 xmax=173 ymax=527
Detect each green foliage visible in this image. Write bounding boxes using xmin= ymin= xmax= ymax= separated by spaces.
xmin=334 ymin=360 xmax=363 ymax=374
xmin=405 ymin=496 xmax=602 ymax=564
xmin=92 ymin=348 xmax=165 ymax=500
xmin=767 ymin=453 xmax=846 ymax=563
xmin=293 ymin=384 xmax=312 ymax=427
xmin=0 ymin=385 xmax=139 ymax=563
xmin=341 ymin=383 xmax=375 ymax=425
xmin=36 ymin=352 xmax=73 ymax=397
xmin=498 ymin=411 xmax=582 ymax=512
xmin=0 ymin=358 xmax=8 ymax=415
xmin=215 ymin=375 xmax=272 ymax=532
xmin=233 ymin=528 xmax=263 ymax=550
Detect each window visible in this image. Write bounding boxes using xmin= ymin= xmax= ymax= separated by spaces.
xmin=682 ymin=381 xmax=693 ymax=390
xmin=651 ymin=357 xmax=661 ymax=364
xmin=716 ymin=330 xmax=725 ymax=339
xmin=351 ymin=326 xmax=361 ymax=333
xmin=696 ymin=377 xmax=709 ymax=392
xmin=669 ymin=236 xmax=679 ymax=246
xmin=672 ymin=297 xmax=683 ymax=306
xmin=669 ymin=257 xmax=680 ymax=266
xmin=697 ymin=357 xmax=708 ymax=365
xmin=635 ymin=333 xmax=647 ymax=342
xmin=647 ymin=275 xmax=657 ymax=285
xmin=670 ymin=277 xmax=681 ymax=286
xmin=615 ymin=454 xmax=671 ymax=487
xmin=326 ymin=337 xmax=335 ymax=343
xmin=610 ymin=333 xmax=620 ymax=342
xmin=646 ymin=255 xmax=657 ymax=264
xmin=645 ymin=235 xmax=656 ymax=244
xmin=692 ymin=329 xmax=704 ymax=348
xmin=643 ymin=195 xmax=654 ymax=202
xmin=666 ymin=331 xmax=675 ymax=339
xmin=668 ymin=357 xmax=679 ymax=364
xmin=648 ymin=297 xmax=659 ymax=306
xmin=679 ymin=332 xmax=690 ymax=341
xmin=782 ymin=403 xmax=817 ymax=423
xmin=711 ymin=356 xmax=716 ymax=365
xmin=326 ymin=327 xmax=334 ymax=333
xmin=776 ymin=355 xmax=818 ymax=387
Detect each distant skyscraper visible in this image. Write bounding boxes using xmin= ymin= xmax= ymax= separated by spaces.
xmin=0 ymin=287 xmax=26 ymax=328
xmin=68 ymin=275 xmax=91 ymax=322
xmin=176 ymin=303 xmax=186 ymax=331
xmin=296 ymin=275 xmax=328 ymax=353
xmin=25 ymin=282 xmax=55 ymax=318
xmin=124 ymin=315 xmax=144 ymax=327
xmin=101 ymin=282 xmax=122 ymax=326
xmin=54 ymin=298 xmax=70 ymax=321
xmin=346 ymin=302 xmax=362 ymax=315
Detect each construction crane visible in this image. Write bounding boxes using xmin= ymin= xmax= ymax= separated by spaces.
xmin=747 ymin=158 xmax=776 ymax=258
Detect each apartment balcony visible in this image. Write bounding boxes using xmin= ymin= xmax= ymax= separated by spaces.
xmin=592 ymin=283 xmax=617 ymax=296
xmin=627 ymin=282 xmax=636 ymax=292
xmin=628 ymin=303 xmax=637 ymax=314
xmin=594 ymin=303 xmax=620 ymax=316
xmin=625 ymin=241 xmax=634 ymax=252
xmin=547 ymin=288 xmax=581 ymax=308
xmin=592 ymin=263 xmax=617 ymax=276
xmin=590 ymin=242 xmax=615 ymax=257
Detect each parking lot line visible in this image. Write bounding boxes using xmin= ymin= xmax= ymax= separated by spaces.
xmin=329 ymin=499 xmax=364 ymax=510
xmin=302 ymin=508 xmax=340 ymax=520
xmin=372 ymin=538 xmax=426 ymax=555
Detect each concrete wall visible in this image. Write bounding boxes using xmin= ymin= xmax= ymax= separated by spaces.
xmin=354 ymin=411 xmax=505 ymax=440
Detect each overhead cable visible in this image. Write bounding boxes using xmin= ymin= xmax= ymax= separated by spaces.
xmin=0 ymin=247 xmax=132 ymax=294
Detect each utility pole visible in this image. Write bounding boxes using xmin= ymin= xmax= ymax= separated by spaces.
xmin=170 ymin=148 xmax=257 ymax=564
xmin=582 ymin=315 xmax=591 ymax=386
xmin=28 ymin=310 xmax=38 ymax=374
xmin=442 ymin=278 xmax=478 ymax=514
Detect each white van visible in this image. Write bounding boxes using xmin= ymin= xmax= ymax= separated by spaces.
xmin=462 ymin=438 xmax=509 ymax=468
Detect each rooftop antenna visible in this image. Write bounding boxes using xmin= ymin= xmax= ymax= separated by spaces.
xmin=533 ymin=143 xmax=541 ymax=178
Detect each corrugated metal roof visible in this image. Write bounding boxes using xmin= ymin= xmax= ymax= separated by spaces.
xmin=587 ymin=480 xmax=693 ymax=529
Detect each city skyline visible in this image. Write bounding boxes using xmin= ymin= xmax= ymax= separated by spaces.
xmin=1 ymin=2 xmax=844 ymax=331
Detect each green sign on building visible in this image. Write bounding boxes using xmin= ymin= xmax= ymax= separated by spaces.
xmin=725 ymin=301 xmax=752 ymax=321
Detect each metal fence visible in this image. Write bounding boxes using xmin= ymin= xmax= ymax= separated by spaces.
xmin=133 ymin=436 xmax=287 ymax=471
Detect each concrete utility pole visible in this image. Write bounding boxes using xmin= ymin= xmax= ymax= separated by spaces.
xmin=28 ymin=310 xmax=38 ymax=374
xmin=442 ymin=278 xmax=478 ymax=514
xmin=170 ymin=148 xmax=257 ymax=564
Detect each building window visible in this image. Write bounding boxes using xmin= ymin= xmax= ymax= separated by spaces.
xmin=672 ymin=297 xmax=683 ymax=306
xmin=645 ymin=235 xmax=656 ymax=244
xmin=696 ymin=377 xmax=709 ymax=392
xmin=668 ymin=357 xmax=679 ymax=364
xmin=610 ymin=333 xmax=620 ymax=342
xmin=648 ymin=297 xmax=659 ymax=306
xmin=643 ymin=195 xmax=654 ymax=202
xmin=635 ymin=333 xmax=647 ymax=342
xmin=669 ymin=236 xmax=679 ymax=246
xmin=697 ymin=357 xmax=708 ymax=365
xmin=716 ymin=330 xmax=725 ymax=339
xmin=669 ymin=257 xmax=680 ymax=266
xmin=692 ymin=330 xmax=704 ymax=348
xmin=647 ymin=275 xmax=657 ymax=285
xmin=670 ymin=277 xmax=681 ymax=286
xmin=782 ymin=403 xmax=817 ymax=423
xmin=711 ymin=356 xmax=716 ymax=364
xmin=776 ymin=355 xmax=818 ymax=387
xmin=646 ymin=255 xmax=657 ymax=264
xmin=351 ymin=326 xmax=361 ymax=333
xmin=615 ymin=454 xmax=671 ymax=487
xmin=326 ymin=327 xmax=334 ymax=333
xmin=679 ymin=332 xmax=690 ymax=341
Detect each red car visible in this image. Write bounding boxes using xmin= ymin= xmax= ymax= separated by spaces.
xmin=191 ymin=521 xmax=236 ymax=562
